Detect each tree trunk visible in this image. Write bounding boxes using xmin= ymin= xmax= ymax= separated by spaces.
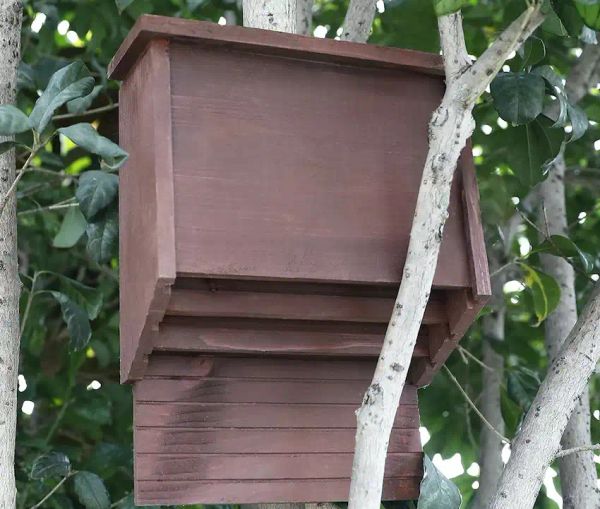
xmin=340 ymin=0 xmax=377 ymax=43
xmin=489 ymin=283 xmax=600 ymax=509
xmin=0 ymin=0 xmax=23 ymax=507
xmin=347 ymin=7 xmax=545 ymax=508
xmin=472 ymin=268 xmax=506 ymax=509
xmin=536 ymin=44 xmax=600 ymax=508
xmin=539 ymin=156 xmax=600 ymax=508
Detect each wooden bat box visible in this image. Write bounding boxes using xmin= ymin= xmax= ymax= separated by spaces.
xmin=109 ymin=15 xmax=490 ymax=506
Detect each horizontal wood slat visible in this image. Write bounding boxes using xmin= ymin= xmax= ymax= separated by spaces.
xmin=155 ymin=319 xmax=430 ymax=357
xmin=135 ymin=378 xmax=417 ymax=405
xmin=135 ymin=427 xmax=422 ymax=454
xmin=134 ymin=477 xmax=422 ymax=505
xmin=135 ymin=402 xmax=420 ymax=429
xmin=166 ymin=288 xmax=447 ymax=324
xmin=136 ymin=452 xmax=422 ymax=481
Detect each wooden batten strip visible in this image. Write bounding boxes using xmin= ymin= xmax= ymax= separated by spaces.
xmin=134 ymin=428 xmax=422 ymax=454
xmin=154 ymin=319 xmax=430 ymax=358
xmin=134 ymin=477 xmax=422 ymax=505
xmin=166 ymin=288 xmax=447 ymax=325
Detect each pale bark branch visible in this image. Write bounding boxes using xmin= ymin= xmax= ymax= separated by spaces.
xmin=339 ymin=0 xmax=377 ymax=43
xmin=555 ymin=444 xmax=600 ymax=459
xmin=0 ymin=0 xmax=23 ymax=506
xmin=242 ymin=0 xmax=297 ymax=33
xmin=489 ymin=284 xmax=600 ymax=509
xmin=347 ymin=6 xmax=545 ymax=508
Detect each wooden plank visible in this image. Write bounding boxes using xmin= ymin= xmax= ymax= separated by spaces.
xmin=154 ymin=318 xmax=430 ymax=357
xmin=108 ymin=15 xmax=443 ymax=81
xmin=118 ymin=39 xmax=175 ymax=383
xmin=134 ymin=402 xmax=420 ymax=429
xmin=135 ymin=427 xmax=422 ymax=454
xmin=134 ymin=378 xmax=417 ymax=405
xmin=459 ymin=146 xmax=492 ymax=301
xmin=135 ymin=452 xmax=422 ymax=481
xmin=144 ymin=354 xmax=382 ymax=380
xmin=134 ymin=477 xmax=422 ymax=505
xmin=166 ymin=288 xmax=447 ymax=324
xmin=169 ymin=41 xmax=471 ymax=288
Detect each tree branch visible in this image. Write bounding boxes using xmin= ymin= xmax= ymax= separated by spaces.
xmin=555 ymin=444 xmax=600 ymax=459
xmin=444 ymin=365 xmax=510 ymax=444
xmin=438 ymin=12 xmax=471 ymax=84
xmin=340 ymin=0 xmax=377 ymax=43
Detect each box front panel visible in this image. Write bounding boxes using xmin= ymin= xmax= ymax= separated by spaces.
xmin=169 ymin=41 xmax=471 ymax=288
xmin=134 ymin=354 xmax=422 ymax=504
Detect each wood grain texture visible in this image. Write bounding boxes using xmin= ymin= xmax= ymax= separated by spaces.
xmin=134 ymin=355 xmax=422 ymax=503
xmin=118 ymin=39 xmax=176 ymax=383
xmin=134 ymin=477 xmax=422 ymax=505
xmin=108 ymin=15 xmax=443 ymax=81
xmin=154 ymin=317 xmax=430 ymax=357
xmin=169 ymin=40 xmax=471 ymax=288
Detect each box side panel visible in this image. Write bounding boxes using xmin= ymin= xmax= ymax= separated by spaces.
xmin=134 ymin=354 xmax=422 ymax=504
xmin=119 ymin=39 xmax=175 ymax=382
xmin=169 ymin=41 xmax=470 ymax=288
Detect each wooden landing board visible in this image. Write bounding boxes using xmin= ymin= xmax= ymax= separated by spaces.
xmin=134 ymin=354 xmax=423 ymax=505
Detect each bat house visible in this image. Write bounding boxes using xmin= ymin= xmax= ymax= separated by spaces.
xmin=109 ymin=15 xmax=491 ymax=506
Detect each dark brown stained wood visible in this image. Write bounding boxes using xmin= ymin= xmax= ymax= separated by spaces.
xmin=108 ymin=15 xmax=443 ymax=81
xmin=169 ymin=40 xmax=471 ymax=288
xmin=154 ymin=317 xmax=430 ymax=357
xmin=135 ymin=427 xmax=422 ymax=454
xmin=118 ymin=39 xmax=176 ymax=383
xmin=136 ymin=452 xmax=422 ymax=481
xmin=134 ymin=477 xmax=422 ymax=505
xmin=459 ymin=148 xmax=492 ymax=300
xmin=134 ymin=355 xmax=422 ymax=504
xmin=135 ymin=378 xmax=417 ymax=405
xmin=166 ymin=288 xmax=447 ymax=324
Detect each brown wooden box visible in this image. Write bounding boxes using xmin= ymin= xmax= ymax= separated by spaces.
xmin=109 ymin=15 xmax=490 ymax=505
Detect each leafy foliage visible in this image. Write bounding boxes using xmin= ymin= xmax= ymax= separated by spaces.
xmin=417 ymin=456 xmax=461 ymax=509
xmin=30 ymin=452 xmax=71 ymax=480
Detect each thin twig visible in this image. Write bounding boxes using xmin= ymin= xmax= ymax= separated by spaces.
xmin=18 ymin=200 xmax=78 ymax=216
xmin=0 ymin=148 xmax=38 ymax=216
xmin=29 ymin=474 xmax=72 ymax=509
xmin=555 ymin=444 xmax=600 ymax=458
xmin=52 ymin=102 xmax=118 ymax=121
xmin=490 ymin=261 xmax=519 ymax=278
xmin=443 ymin=365 xmax=511 ymax=444
xmin=458 ymin=345 xmax=497 ymax=372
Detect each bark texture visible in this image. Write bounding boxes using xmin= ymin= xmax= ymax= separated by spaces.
xmin=347 ymin=8 xmax=545 ymax=508
xmin=340 ymin=0 xmax=377 ymax=43
xmin=472 ymin=265 xmax=506 ymax=509
xmin=489 ymin=284 xmax=600 ymax=509
xmin=536 ymin=45 xmax=600 ymax=509
xmin=0 ymin=1 xmax=22 ymax=507
xmin=297 ymin=0 xmax=313 ymax=36
xmin=242 ymin=0 xmax=297 ymax=33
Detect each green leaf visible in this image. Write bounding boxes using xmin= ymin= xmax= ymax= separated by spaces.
xmin=529 ymin=234 xmax=593 ymax=272
xmin=72 ymin=471 xmax=111 ymax=509
xmin=551 ymin=0 xmax=584 ymax=36
xmin=59 ymin=124 xmax=128 ymax=170
xmin=30 ymin=452 xmax=71 ymax=480
xmin=86 ymin=209 xmax=118 ymax=264
xmin=491 ymin=72 xmax=545 ymax=125
xmin=507 ymin=366 xmax=541 ymax=413
xmin=50 ymin=291 xmax=92 ymax=350
xmin=503 ymin=115 xmax=564 ymax=187
xmin=29 ymin=62 xmax=95 ymax=133
xmin=115 ymin=0 xmax=135 ymax=13
xmin=66 ymin=85 xmax=103 ymax=114
xmin=517 ymin=37 xmax=546 ymax=69
xmin=433 ymin=0 xmax=470 ymax=15
xmin=417 ymin=456 xmax=461 ymax=509
xmin=566 ymin=103 xmax=588 ymax=142
xmin=76 ymin=171 xmax=119 ymax=220
xmin=0 ymin=105 xmax=31 ymax=136
xmin=58 ymin=275 xmax=103 ymax=320
xmin=575 ymin=0 xmax=600 ymax=29
xmin=53 ymin=206 xmax=87 ymax=248
xmin=532 ymin=65 xmax=569 ymax=127
xmin=519 ymin=263 xmax=561 ymax=325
